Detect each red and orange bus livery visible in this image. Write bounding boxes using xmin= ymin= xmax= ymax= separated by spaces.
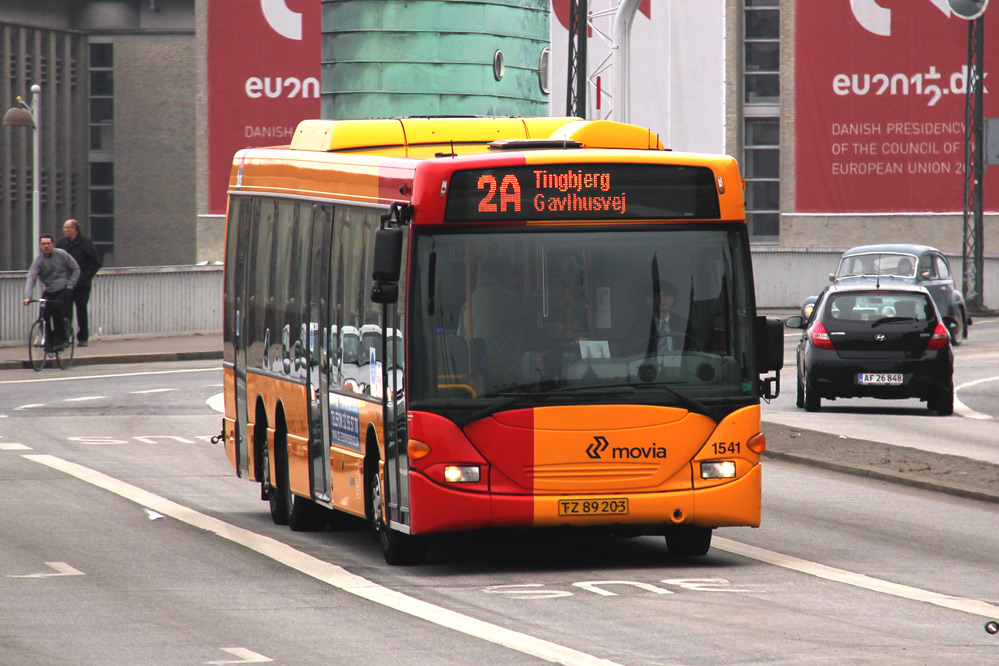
xmin=221 ymin=116 xmax=783 ymax=564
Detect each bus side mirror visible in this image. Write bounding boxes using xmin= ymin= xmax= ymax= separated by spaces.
xmin=755 ymin=316 xmax=784 ymax=373
xmin=372 ymin=228 xmax=403 ymax=282
xmin=371 ymin=227 xmax=403 ymax=304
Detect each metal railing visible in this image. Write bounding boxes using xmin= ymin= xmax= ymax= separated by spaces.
xmin=1 ymin=265 xmax=222 ymax=344
xmin=2 ymin=252 xmax=995 ymax=344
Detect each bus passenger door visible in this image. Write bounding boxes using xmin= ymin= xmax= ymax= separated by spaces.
xmin=233 ymin=200 xmax=253 ymax=477
xmin=307 ymin=205 xmax=334 ymax=502
xmin=381 ymin=227 xmax=411 ymax=531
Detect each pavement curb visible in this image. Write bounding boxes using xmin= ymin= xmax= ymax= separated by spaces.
xmin=0 ymin=350 xmax=222 ymax=371
xmin=763 ymin=449 xmax=999 ymax=504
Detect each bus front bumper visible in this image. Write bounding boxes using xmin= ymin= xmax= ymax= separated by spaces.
xmin=408 ymin=462 xmax=761 ymax=535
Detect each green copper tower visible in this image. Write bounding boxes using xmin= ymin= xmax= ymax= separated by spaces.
xmin=321 ymin=0 xmax=550 ymax=119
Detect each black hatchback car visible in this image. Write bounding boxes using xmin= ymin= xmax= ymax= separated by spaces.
xmin=834 ymin=244 xmax=970 ymax=343
xmin=785 ymin=283 xmax=954 ymax=415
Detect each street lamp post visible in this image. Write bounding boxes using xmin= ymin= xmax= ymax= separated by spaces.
xmin=4 ymin=83 xmax=41 ymax=264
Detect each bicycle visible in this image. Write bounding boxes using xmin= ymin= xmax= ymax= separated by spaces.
xmin=26 ymin=298 xmax=75 ymax=371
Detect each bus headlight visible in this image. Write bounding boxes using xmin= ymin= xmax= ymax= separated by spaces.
xmin=443 ymin=465 xmax=481 ymax=483
xmin=700 ymin=461 xmax=736 ymax=479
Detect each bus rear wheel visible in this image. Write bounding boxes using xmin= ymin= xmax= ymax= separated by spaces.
xmin=665 ymin=526 xmax=712 ymax=557
xmin=266 ymin=429 xmax=291 ymax=525
xmin=369 ymin=465 xmax=426 ymax=566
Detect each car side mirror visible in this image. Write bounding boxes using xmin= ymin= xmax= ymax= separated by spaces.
xmin=785 ymin=315 xmax=805 ymax=329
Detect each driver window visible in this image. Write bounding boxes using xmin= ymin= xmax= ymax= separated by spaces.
xmin=918 ymin=254 xmax=935 ymax=279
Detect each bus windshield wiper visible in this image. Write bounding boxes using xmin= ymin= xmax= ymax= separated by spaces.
xmin=550 ymin=382 xmax=709 ymax=414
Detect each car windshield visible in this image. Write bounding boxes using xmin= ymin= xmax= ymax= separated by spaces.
xmin=408 ymin=226 xmax=759 ymax=418
xmin=836 ymin=252 xmax=917 ymax=279
xmin=827 ymin=291 xmax=934 ymax=323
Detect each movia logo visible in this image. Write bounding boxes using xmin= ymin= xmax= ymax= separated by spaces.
xmin=586 ymin=436 xmax=667 ymax=460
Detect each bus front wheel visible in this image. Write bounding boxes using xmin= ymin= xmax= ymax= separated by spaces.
xmin=665 ymin=526 xmax=712 ymax=557
xmin=369 ymin=466 xmax=426 ymax=566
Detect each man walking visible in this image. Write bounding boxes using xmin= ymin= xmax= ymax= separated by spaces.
xmin=23 ymin=234 xmax=80 ymax=351
xmin=57 ymin=219 xmax=102 ymax=346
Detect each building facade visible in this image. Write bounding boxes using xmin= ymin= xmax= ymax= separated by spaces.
xmin=3 ymin=1 xmax=995 ymax=274
xmin=1 ymin=0 xmax=196 ymax=271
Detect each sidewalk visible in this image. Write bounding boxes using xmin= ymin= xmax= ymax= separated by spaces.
xmin=0 ymin=333 xmax=222 ymax=370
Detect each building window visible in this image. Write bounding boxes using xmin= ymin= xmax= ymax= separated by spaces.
xmin=744 ymin=117 xmax=780 ymax=240
xmin=88 ymin=41 xmax=114 ymax=264
xmin=743 ymin=0 xmax=780 ymax=242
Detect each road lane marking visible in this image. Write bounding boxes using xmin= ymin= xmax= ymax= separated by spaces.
xmin=954 ymin=376 xmax=998 ymax=420
xmin=14 ymin=404 xmax=45 ymax=410
xmin=63 ymin=396 xmax=106 ymax=402
xmin=7 ymin=562 xmax=85 ymax=578
xmin=131 ymin=388 xmax=178 ymax=394
xmin=24 ymin=454 xmax=628 ymax=666
xmin=0 ymin=367 xmax=217 ymax=385
xmin=207 ymin=392 xmax=225 ymax=414
xmin=206 ymin=647 xmax=272 ymax=664
xmin=0 ymin=443 xmax=30 ymax=450
xmin=714 ymin=536 xmax=999 ymax=619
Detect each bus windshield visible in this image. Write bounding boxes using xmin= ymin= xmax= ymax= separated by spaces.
xmin=409 ymin=225 xmax=757 ymax=417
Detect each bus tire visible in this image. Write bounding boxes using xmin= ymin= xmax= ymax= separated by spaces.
xmin=289 ymin=496 xmax=327 ymax=532
xmin=268 ymin=422 xmax=292 ymax=526
xmin=368 ymin=455 xmax=426 ymax=565
xmin=665 ymin=526 xmax=712 ymax=557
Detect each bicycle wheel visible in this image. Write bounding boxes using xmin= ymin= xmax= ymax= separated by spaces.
xmin=56 ymin=319 xmax=75 ymax=370
xmin=28 ymin=320 xmax=47 ymax=371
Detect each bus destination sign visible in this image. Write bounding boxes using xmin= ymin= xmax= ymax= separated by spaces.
xmin=443 ymin=163 xmax=720 ymax=222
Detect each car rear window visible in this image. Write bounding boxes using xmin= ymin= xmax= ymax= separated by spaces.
xmin=828 ymin=292 xmax=933 ymax=323
xmin=836 ymin=253 xmax=917 ymax=279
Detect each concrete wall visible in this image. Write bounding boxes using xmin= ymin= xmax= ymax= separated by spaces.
xmin=1 ymin=264 xmax=222 ymax=343
xmin=114 ymin=32 xmax=197 ymax=266
xmin=3 ymin=252 xmax=996 ymax=343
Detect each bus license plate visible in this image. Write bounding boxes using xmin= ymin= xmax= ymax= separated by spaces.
xmin=858 ymin=373 xmax=903 ymax=385
xmin=558 ymin=498 xmax=629 ymax=516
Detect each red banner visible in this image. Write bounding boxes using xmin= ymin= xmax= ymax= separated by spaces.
xmin=206 ymin=0 xmax=321 ymax=214
xmin=795 ymin=0 xmax=998 ymax=213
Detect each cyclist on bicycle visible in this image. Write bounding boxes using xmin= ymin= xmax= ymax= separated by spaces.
xmin=22 ymin=234 xmax=80 ymax=352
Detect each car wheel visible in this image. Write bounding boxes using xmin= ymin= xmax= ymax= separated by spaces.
xmin=803 ymin=376 xmax=821 ymax=412
xmin=929 ymin=387 xmax=954 ymax=416
xmin=795 ymin=369 xmax=805 ymax=409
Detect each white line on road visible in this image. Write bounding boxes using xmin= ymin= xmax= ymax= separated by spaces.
xmin=24 ymin=454 xmax=628 ymax=666
xmin=954 ymin=376 xmax=998 ymax=420
xmin=714 ymin=537 xmax=999 ymax=619
xmin=207 ymin=392 xmax=225 ymax=414
xmin=131 ymin=388 xmax=178 ymax=395
xmin=63 ymin=396 xmax=106 ymax=403
xmin=206 ymin=647 xmax=273 ymax=664
xmin=7 ymin=561 xmax=85 ymax=578
xmin=0 ymin=443 xmax=30 ymax=450
xmin=14 ymin=404 xmax=45 ymax=410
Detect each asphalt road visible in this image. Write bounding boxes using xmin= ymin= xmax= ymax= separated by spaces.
xmin=2 ymin=360 xmax=997 ymax=665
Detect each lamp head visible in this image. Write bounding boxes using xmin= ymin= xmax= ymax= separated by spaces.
xmin=3 ymin=107 xmax=35 ymax=128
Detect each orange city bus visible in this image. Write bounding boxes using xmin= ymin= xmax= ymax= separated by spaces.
xmin=221 ymin=116 xmax=783 ymax=564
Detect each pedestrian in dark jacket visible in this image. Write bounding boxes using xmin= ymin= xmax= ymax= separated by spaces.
xmin=57 ymin=219 xmax=102 ymax=346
